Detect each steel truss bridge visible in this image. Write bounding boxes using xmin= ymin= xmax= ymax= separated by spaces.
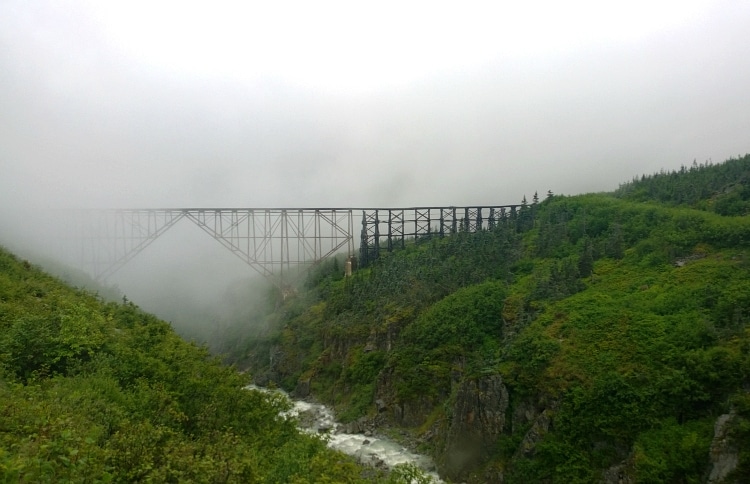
xmin=65 ymin=205 xmax=520 ymax=286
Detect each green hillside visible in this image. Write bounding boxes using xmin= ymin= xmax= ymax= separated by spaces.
xmin=235 ymin=154 xmax=750 ymax=482
xmin=0 ymin=249 xmax=392 ymax=482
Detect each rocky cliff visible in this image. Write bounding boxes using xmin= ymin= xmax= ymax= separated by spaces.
xmin=440 ymin=375 xmax=509 ymax=480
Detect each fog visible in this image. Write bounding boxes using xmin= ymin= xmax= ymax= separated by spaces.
xmin=2 ymin=1 xmax=750 ymax=344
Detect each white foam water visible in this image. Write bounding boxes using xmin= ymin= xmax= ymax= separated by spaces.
xmin=247 ymin=385 xmax=442 ymax=482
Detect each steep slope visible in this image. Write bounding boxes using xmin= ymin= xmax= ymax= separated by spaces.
xmin=0 ymin=247 xmax=377 ymax=482
xmin=614 ymin=154 xmax=750 ymax=215
xmin=238 ymin=155 xmax=750 ymax=482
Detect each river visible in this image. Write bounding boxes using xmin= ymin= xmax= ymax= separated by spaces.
xmin=248 ymin=385 xmax=443 ymax=482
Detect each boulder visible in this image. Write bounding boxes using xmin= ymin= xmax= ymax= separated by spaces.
xmin=294 ymin=377 xmax=311 ymax=398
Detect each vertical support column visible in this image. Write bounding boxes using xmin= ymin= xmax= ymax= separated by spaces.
xmin=280 ymin=209 xmax=286 ymax=282
xmin=397 ymin=210 xmax=405 ymax=249
xmin=360 ymin=211 xmax=368 ymax=267
xmin=374 ymin=210 xmax=380 ymax=262
xmin=385 ymin=209 xmax=405 ymax=252
xmin=267 ymin=209 xmax=274 ymax=277
xmin=360 ymin=209 xmax=381 ymax=268
xmin=245 ymin=209 xmax=251 ymax=263
xmin=297 ymin=209 xmax=303 ymax=272
xmin=413 ymin=208 xmax=431 ymax=240
xmin=250 ymin=209 xmax=257 ymax=264
xmin=413 ymin=208 xmax=418 ymax=240
xmin=388 ymin=209 xmax=394 ymax=252
xmin=315 ymin=209 xmax=321 ymax=262
xmin=332 ymin=209 xmax=338 ymax=261
xmin=347 ymin=209 xmax=354 ymax=258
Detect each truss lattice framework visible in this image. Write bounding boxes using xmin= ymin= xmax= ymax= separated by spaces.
xmin=65 ymin=205 xmax=520 ymax=285
xmin=74 ymin=209 xmax=185 ymax=282
xmin=71 ymin=208 xmax=355 ymax=284
xmin=357 ymin=205 xmax=520 ymax=267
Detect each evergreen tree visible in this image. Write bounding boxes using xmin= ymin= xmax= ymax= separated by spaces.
xmin=605 ymin=222 xmax=625 ymax=259
xmin=578 ymin=236 xmax=594 ymax=277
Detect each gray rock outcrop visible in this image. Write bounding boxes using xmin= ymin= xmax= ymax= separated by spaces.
xmin=707 ymin=412 xmax=739 ymax=483
xmin=441 ymin=374 xmax=509 ymax=480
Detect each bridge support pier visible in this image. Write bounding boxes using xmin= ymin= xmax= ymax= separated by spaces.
xmin=358 ymin=205 xmax=518 ymax=268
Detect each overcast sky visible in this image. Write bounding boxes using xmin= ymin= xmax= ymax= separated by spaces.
xmin=2 ymin=1 xmax=750 ymax=333
xmin=2 ymin=0 xmax=750 ymax=212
